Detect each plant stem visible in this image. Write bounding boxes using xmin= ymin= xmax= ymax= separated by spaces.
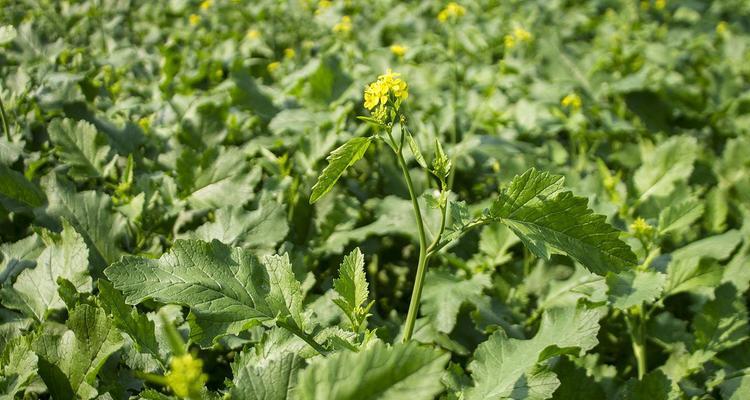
xmin=0 ymin=92 xmax=10 ymax=141
xmin=394 ymin=145 xmax=429 ymax=342
xmin=626 ymin=305 xmax=647 ymax=379
xmin=277 ymin=319 xmax=329 ymax=357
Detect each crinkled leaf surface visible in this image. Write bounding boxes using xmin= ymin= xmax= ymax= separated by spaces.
xmin=0 ymin=335 xmax=37 ymax=399
xmin=606 ymin=270 xmax=666 ymax=310
xmin=634 ymin=136 xmax=698 ymax=200
xmin=230 ymin=350 xmax=304 ymax=400
xmin=421 ymin=269 xmax=491 ymax=333
xmin=192 ymin=195 xmax=289 ymax=248
xmin=104 ymin=239 xmax=304 ymax=347
xmin=47 ymin=118 xmax=113 ymax=180
xmin=488 ymin=168 xmax=637 ymax=276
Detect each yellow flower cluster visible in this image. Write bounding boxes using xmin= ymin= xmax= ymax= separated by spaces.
xmin=267 ymin=61 xmax=281 ymax=73
xmin=504 ymin=26 xmax=532 ymax=48
xmin=166 ymin=354 xmax=208 ymax=398
xmin=561 ymin=93 xmax=582 ymax=110
xmin=364 ymin=69 xmax=409 ymax=119
xmin=188 ymin=14 xmax=201 ymax=26
xmin=200 ymin=0 xmax=213 ymax=10
xmin=333 ymin=16 xmax=352 ymax=33
xmin=654 ymin=0 xmax=666 ymax=10
xmin=717 ymin=21 xmax=729 ymax=35
xmin=390 ymin=44 xmax=407 ymax=57
xmin=284 ymin=47 xmax=296 ymax=59
xmin=246 ymin=29 xmax=261 ymax=39
xmin=438 ymin=2 xmax=466 ymax=23
xmin=630 ymin=217 xmax=655 ymax=238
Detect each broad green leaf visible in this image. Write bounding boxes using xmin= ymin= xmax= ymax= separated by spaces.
xmin=664 ymin=230 xmax=743 ymax=295
xmin=0 ymin=25 xmax=16 ymax=45
xmin=551 ymin=358 xmax=605 ymax=400
xmin=179 ymin=148 xmax=262 ymax=210
xmin=465 ymin=304 xmax=604 ymax=400
xmin=0 ymin=233 xmax=42 ymax=283
xmin=406 ymin=130 xmax=427 ymax=169
xmin=657 ymin=197 xmax=704 ymax=235
xmin=34 ymin=304 xmax=123 ymax=400
xmin=192 ymin=195 xmax=289 ymax=248
xmin=229 ymin=350 xmax=304 ymax=400
xmin=1 ymin=221 xmax=91 ymax=321
xmin=720 ymin=372 xmax=750 ymax=400
xmin=47 ymin=118 xmax=113 ymax=180
xmin=97 ymin=280 xmax=162 ymax=366
xmin=421 ymin=269 xmax=491 ymax=333
xmin=0 ymin=164 xmax=45 ymax=213
xmin=691 ymin=283 xmax=749 ymax=353
xmin=44 ymin=175 xmax=126 ymax=271
xmin=310 ymin=136 xmax=371 ymax=204
xmin=332 ymin=248 xmax=370 ymax=330
xmin=606 ymin=270 xmax=666 ymax=310
xmin=634 ymin=136 xmax=698 ymax=200
xmin=104 ymin=239 xmax=305 ymax=347
xmin=615 ymin=370 xmax=670 ymax=400
xmin=297 ymin=341 xmax=449 ymax=400
xmin=488 ymin=168 xmax=637 ymax=276
xmin=0 ymin=335 xmax=37 ymax=400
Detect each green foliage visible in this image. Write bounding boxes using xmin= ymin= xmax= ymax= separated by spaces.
xmin=310 ymin=137 xmax=372 ymax=204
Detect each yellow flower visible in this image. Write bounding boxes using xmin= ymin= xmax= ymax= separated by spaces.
xmin=189 ymin=14 xmax=201 ymax=26
xmin=438 ymin=2 xmax=466 ymax=23
xmin=561 ymin=93 xmax=582 ymax=110
xmin=390 ymin=44 xmax=407 ymax=57
xmin=717 ymin=21 xmax=729 ymax=35
xmin=200 ymin=0 xmax=213 ymax=10
xmin=504 ymin=34 xmax=515 ymax=48
xmin=363 ymin=69 xmax=409 ymax=118
xmin=284 ymin=48 xmax=296 ymax=59
xmin=513 ymin=26 xmax=532 ymax=42
xmin=318 ymin=0 xmax=332 ymax=9
xmin=267 ymin=61 xmax=280 ymax=73
xmin=333 ymin=16 xmax=352 ymax=33
xmin=630 ymin=217 xmax=655 ymax=237
xmin=654 ymin=0 xmax=666 ymax=10
xmin=166 ymin=354 xmax=207 ymax=399
xmin=246 ymin=29 xmax=260 ymax=39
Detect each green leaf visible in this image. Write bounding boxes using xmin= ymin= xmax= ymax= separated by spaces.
xmin=0 ymin=25 xmax=16 ymax=45
xmin=297 ymin=340 xmax=449 ymax=400
xmin=192 ymin=194 xmax=289 ymax=248
xmin=657 ymin=197 xmax=704 ymax=236
xmin=691 ymin=283 xmax=749 ymax=354
xmin=97 ymin=280 xmax=162 ymax=366
xmin=104 ymin=239 xmax=305 ymax=347
xmin=606 ymin=270 xmax=666 ymax=310
xmin=720 ymin=372 xmax=750 ymax=400
xmin=34 ymin=304 xmax=123 ymax=400
xmin=47 ymin=118 xmax=113 ymax=180
xmin=615 ymin=370 xmax=670 ymax=400
xmin=0 ymin=164 xmax=45 ymax=213
xmin=179 ymin=148 xmax=262 ymax=210
xmin=465 ymin=304 xmax=604 ymax=400
xmin=634 ymin=136 xmax=698 ymax=200
xmin=229 ymin=350 xmax=304 ymax=400
xmin=1 ymin=221 xmax=91 ymax=321
xmin=310 ymin=137 xmax=371 ymax=204
xmin=488 ymin=168 xmax=637 ymax=276
xmin=0 ymin=335 xmax=37 ymax=399
xmin=421 ymin=269 xmax=491 ymax=333
xmin=405 ymin=130 xmax=428 ymax=169
xmin=551 ymin=357 xmax=605 ymax=400
xmin=332 ymin=248 xmax=371 ymax=330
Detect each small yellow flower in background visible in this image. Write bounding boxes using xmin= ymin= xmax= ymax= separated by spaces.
xmin=504 ymin=34 xmax=516 ymax=48
xmin=246 ymin=29 xmax=260 ymax=39
xmin=513 ymin=27 xmax=532 ymax=42
xmin=267 ymin=61 xmax=280 ymax=73
xmin=561 ymin=93 xmax=582 ymax=110
xmin=717 ymin=21 xmax=729 ymax=35
xmin=166 ymin=354 xmax=207 ymax=399
xmin=333 ymin=16 xmax=352 ymax=33
xmin=318 ymin=0 xmax=332 ymax=9
xmin=363 ymin=69 xmax=409 ymax=120
xmin=284 ymin=48 xmax=296 ymax=59
xmin=390 ymin=44 xmax=407 ymax=57
xmin=302 ymin=40 xmax=314 ymax=49
xmin=630 ymin=217 xmax=655 ymax=238
xmin=189 ymin=14 xmax=201 ymax=26
xmin=438 ymin=2 xmax=466 ymax=23
xmin=654 ymin=0 xmax=666 ymax=10
xmin=200 ymin=0 xmax=213 ymax=10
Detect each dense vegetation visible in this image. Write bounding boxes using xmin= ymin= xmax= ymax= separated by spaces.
xmin=1 ymin=0 xmax=749 ymax=399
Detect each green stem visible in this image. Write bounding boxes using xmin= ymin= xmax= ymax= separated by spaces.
xmin=277 ymin=319 xmax=329 ymax=357
xmin=395 ymin=144 xmax=429 ymax=342
xmin=0 ymin=92 xmax=10 ymax=141
xmin=626 ymin=305 xmax=647 ymax=379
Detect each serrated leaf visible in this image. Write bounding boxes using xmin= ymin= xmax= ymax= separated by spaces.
xmin=488 ymin=168 xmax=637 ymax=276
xmin=97 ymin=280 xmax=162 ymax=367
xmin=691 ymin=283 xmax=749 ymax=353
xmin=657 ymin=197 xmax=704 ymax=235
xmin=297 ymin=341 xmax=449 ymax=400
xmin=465 ymin=304 xmax=604 ymax=400
xmin=47 ymin=118 xmax=113 ymax=180
xmin=229 ymin=350 xmax=303 ymax=400
xmin=406 ymin=130 xmax=428 ymax=169
xmin=421 ymin=269 xmax=491 ymax=333
xmin=0 ymin=335 xmax=37 ymax=399
xmin=1 ymin=221 xmax=91 ymax=321
xmin=615 ymin=370 xmax=670 ymax=400
xmin=0 ymin=164 xmax=45 ymax=213
xmin=606 ymin=270 xmax=666 ymax=310
xmin=104 ymin=239 xmax=305 ymax=347
xmin=179 ymin=148 xmax=262 ymax=210
xmin=332 ymin=248 xmax=370 ymax=329
xmin=310 ymin=137 xmax=371 ymax=204
xmin=634 ymin=136 xmax=698 ymax=200
xmin=34 ymin=304 xmax=123 ymax=400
